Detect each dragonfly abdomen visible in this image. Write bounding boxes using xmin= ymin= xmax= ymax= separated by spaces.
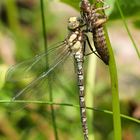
xmin=92 ymin=26 xmax=109 ymax=65
xmin=74 ymin=53 xmax=89 ymax=140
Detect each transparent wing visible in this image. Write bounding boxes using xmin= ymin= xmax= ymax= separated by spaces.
xmin=6 ymin=41 xmax=66 ymax=82
xmin=5 ymin=41 xmax=78 ymax=111
xmin=12 ymin=51 xmax=70 ymax=101
xmin=7 ymin=51 xmax=70 ymax=112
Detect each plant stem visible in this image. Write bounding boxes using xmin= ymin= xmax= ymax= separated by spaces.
xmin=40 ymin=0 xmax=58 ymax=139
xmin=105 ymin=27 xmax=122 ymax=140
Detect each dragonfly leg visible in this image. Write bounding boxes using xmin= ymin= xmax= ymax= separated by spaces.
xmin=83 ymin=39 xmax=86 ymax=56
xmin=94 ymin=17 xmax=107 ymax=27
xmin=92 ymin=5 xmax=110 ymax=12
xmin=96 ymin=13 xmax=107 ymax=19
xmin=84 ymin=34 xmax=101 ymax=59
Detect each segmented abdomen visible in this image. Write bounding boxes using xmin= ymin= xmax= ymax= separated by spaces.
xmin=92 ymin=26 xmax=109 ymax=65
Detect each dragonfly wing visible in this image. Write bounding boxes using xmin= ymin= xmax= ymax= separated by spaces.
xmin=6 ymin=41 xmax=66 ymax=82
xmin=7 ymin=49 xmax=71 ymax=112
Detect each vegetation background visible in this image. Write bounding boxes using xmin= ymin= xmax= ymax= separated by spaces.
xmin=0 ymin=0 xmax=140 ymax=140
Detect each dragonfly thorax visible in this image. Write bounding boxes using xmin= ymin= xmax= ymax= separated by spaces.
xmin=68 ymin=31 xmax=83 ymax=54
xmin=71 ymin=40 xmax=82 ymax=54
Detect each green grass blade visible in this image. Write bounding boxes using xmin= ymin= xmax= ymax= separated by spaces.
xmin=104 ymin=27 xmax=122 ymax=140
xmin=1 ymin=100 xmax=140 ymax=124
xmin=40 ymin=0 xmax=48 ymax=51
xmin=116 ymin=0 xmax=140 ymax=58
xmin=40 ymin=1 xmax=59 ymax=139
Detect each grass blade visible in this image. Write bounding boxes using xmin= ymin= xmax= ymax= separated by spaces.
xmin=1 ymin=100 xmax=139 ymax=124
xmin=104 ymin=26 xmax=122 ymax=140
xmin=116 ymin=0 xmax=140 ymax=58
xmin=40 ymin=0 xmax=59 ymax=139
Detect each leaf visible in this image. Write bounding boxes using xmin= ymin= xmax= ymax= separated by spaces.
xmin=60 ymin=0 xmax=80 ymax=10
xmin=133 ymin=19 xmax=140 ymax=28
xmin=110 ymin=0 xmax=140 ymax=19
xmin=105 ymin=0 xmax=116 ymax=16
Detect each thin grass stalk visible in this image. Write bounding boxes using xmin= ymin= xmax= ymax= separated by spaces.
xmin=40 ymin=0 xmax=48 ymax=50
xmin=40 ymin=0 xmax=58 ymax=139
xmin=1 ymin=100 xmax=140 ymax=123
xmin=116 ymin=0 xmax=140 ymax=58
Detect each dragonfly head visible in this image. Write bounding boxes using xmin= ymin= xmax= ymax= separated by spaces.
xmin=68 ymin=17 xmax=83 ymax=30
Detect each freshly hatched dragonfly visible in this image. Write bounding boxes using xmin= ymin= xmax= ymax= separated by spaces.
xmin=6 ymin=16 xmax=96 ymax=140
xmin=80 ymin=0 xmax=110 ymax=65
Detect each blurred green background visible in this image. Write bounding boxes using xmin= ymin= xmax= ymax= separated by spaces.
xmin=0 ymin=0 xmax=140 ymax=140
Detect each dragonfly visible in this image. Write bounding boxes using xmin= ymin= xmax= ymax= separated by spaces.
xmin=80 ymin=0 xmax=110 ymax=65
xmin=6 ymin=16 xmax=98 ymax=140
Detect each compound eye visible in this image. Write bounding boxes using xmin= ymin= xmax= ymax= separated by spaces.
xmin=67 ymin=17 xmax=80 ymax=30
